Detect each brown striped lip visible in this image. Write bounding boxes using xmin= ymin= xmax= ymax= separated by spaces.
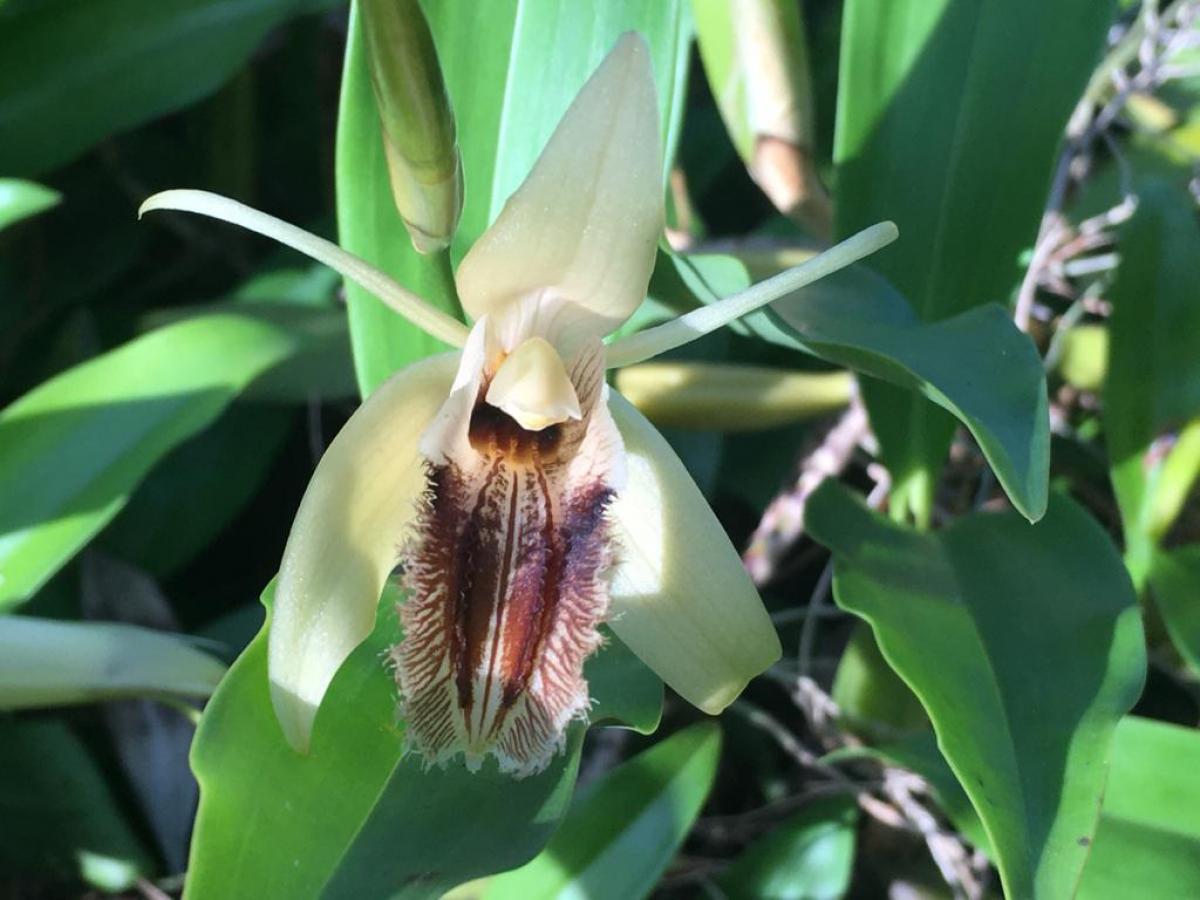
xmin=392 ymin=335 xmax=624 ymax=776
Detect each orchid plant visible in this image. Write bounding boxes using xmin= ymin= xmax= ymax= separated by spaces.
xmin=141 ymin=34 xmax=895 ymax=776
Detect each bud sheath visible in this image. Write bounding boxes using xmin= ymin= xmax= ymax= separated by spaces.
xmin=359 ymin=0 xmax=462 ymax=253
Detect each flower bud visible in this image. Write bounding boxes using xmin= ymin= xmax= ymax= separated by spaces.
xmin=360 ymin=0 xmax=462 ymax=253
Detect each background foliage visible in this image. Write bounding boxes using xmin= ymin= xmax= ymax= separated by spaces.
xmin=1 ymin=0 xmax=1199 ymax=898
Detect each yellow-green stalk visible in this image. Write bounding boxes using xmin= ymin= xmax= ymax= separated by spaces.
xmin=616 ymin=362 xmax=853 ymax=431
xmin=693 ymin=0 xmax=831 ymax=237
xmin=360 ymin=0 xmax=462 ymax=253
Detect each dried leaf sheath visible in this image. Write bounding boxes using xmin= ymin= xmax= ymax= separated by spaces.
xmin=394 ymin=331 xmax=624 ymax=776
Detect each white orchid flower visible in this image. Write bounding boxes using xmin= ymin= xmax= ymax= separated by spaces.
xmin=140 ymin=34 xmax=896 ymax=777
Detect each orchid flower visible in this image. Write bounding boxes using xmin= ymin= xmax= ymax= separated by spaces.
xmin=140 ymin=34 xmax=896 ymax=777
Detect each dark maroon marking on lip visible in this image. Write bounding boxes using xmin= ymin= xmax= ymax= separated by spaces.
xmin=468 ymin=403 xmax=564 ymax=462
xmin=396 ymin=394 xmax=618 ymax=771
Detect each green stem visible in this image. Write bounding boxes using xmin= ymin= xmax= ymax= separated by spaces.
xmin=430 ymin=246 xmax=464 ymax=324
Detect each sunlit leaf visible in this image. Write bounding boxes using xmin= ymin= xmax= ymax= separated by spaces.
xmin=0 ymin=178 xmax=60 ymax=230
xmin=807 ymin=482 xmax=1145 ymax=898
xmin=1077 ymin=717 xmax=1200 ymax=898
xmin=834 ymin=0 xmax=1115 ymax=520
xmin=185 ymin=582 xmax=662 ymax=899
xmin=486 ymin=723 xmax=721 ymax=900
xmin=0 ymin=616 xmax=224 ymax=710
xmin=0 ymin=313 xmax=317 ymax=609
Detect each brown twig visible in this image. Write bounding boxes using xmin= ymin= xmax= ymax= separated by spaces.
xmin=742 ymin=394 xmax=871 ymax=584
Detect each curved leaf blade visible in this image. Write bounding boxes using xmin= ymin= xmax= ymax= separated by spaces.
xmin=486 ymin=722 xmax=722 ymax=900
xmin=0 ymin=313 xmax=304 ymax=609
xmin=834 ymin=0 xmax=1115 ymax=516
xmin=1105 ymin=181 xmax=1200 ymax=582
xmin=807 ymin=483 xmax=1145 ymax=898
xmin=1077 ymin=717 xmax=1200 ymax=898
xmin=184 ymin=583 xmax=662 ymax=900
xmin=665 ymin=254 xmax=1049 ymax=521
xmin=0 ymin=616 xmax=225 ymax=710
xmin=0 ymin=178 xmax=60 ymax=230
xmin=1148 ymin=547 xmax=1200 ymax=675
xmin=716 ymin=794 xmax=858 ymax=900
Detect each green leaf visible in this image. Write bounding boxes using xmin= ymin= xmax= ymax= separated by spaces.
xmin=834 ymin=0 xmax=1114 ymax=520
xmin=98 ymin=404 xmax=293 ymax=577
xmin=0 ymin=717 xmax=153 ymax=890
xmin=486 ymin=723 xmax=721 ymax=900
xmin=0 ymin=0 xmax=331 ymax=176
xmin=0 ymin=615 xmax=225 ymax=710
xmin=337 ymin=0 xmax=694 ymax=394
xmin=1077 ymin=717 xmax=1200 ymax=899
xmin=670 ymin=254 xmax=1049 ymax=521
xmin=716 ymin=794 xmax=857 ymax=900
xmin=185 ymin=582 xmax=662 ymax=899
xmin=831 ymin=623 xmax=927 ymax=740
xmin=1148 ymin=547 xmax=1200 ymax=675
xmin=1105 ymin=182 xmax=1200 ymax=582
xmin=858 ymin=714 xmax=1200 ymax=899
xmin=806 ymin=482 xmax=1146 ymax=899
xmin=0 ymin=313 xmax=304 ymax=610
xmin=0 ymin=178 xmax=60 ymax=230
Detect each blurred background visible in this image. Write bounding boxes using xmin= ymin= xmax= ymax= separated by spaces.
xmin=2 ymin=0 xmax=1200 ymax=898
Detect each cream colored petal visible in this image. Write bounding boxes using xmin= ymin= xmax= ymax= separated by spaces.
xmin=139 ymin=189 xmax=469 ymax=347
xmin=485 ymin=336 xmax=582 ymax=431
xmin=455 ymin=33 xmax=664 ymax=346
xmin=269 ymin=352 xmax=459 ymax=752
xmin=605 ymin=221 xmax=898 ymax=368
xmin=606 ymin=392 xmax=781 ymax=713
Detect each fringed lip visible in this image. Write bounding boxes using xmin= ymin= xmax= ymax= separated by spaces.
xmin=395 ymin=324 xmax=623 ymax=775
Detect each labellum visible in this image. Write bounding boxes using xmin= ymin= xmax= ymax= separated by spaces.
xmin=397 ymin=322 xmax=623 ymax=774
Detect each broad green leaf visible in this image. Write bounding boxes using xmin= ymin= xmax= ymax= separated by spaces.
xmin=486 ymin=723 xmax=721 ymax=900
xmin=0 ymin=178 xmax=60 ymax=230
xmin=487 ymin=724 xmax=720 ymax=900
xmin=769 ymin=269 xmax=1049 ymax=520
xmin=806 ymin=482 xmax=1145 ymax=899
xmin=0 ymin=313 xmax=306 ymax=609
xmin=1105 ymin=182 xmax=1200 ymax=582
xmin=716 ymin=794 xmax=857 ymax=900
xmin=1148 ymin=547 xmax=1200 ymax=675
xmin=858 ymin=715 xmax=1200 ymax=898
xmin=1077 ymin=717 xmax=1200 ymax=898
xmin=0 ymin=616 xmax=225 ymax=710
xmin=185 ymin=583 xmax=662 ymax=900
xmin=834 ymin=0 xmax=1114 ymax=521
xmin=144 ymin=302 xmax=356 ymax=403
xmin=98 ymin=404 xmax=293 ymax=577
xmin=0 ymin=0 xmax=333 ymax=176
xmin=144 ymin=264 xmax=357 ymax=403
xmin=337 ymin=0 xmax=693 ymax=394
xmin=0 ymin=717 xmax=153 ymax=890
xmin=668 ymin=254 xmax=1049 ymax=521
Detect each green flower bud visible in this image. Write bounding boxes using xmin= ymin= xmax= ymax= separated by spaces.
xmin=360 ymin=0 xmax=462 ymax=253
